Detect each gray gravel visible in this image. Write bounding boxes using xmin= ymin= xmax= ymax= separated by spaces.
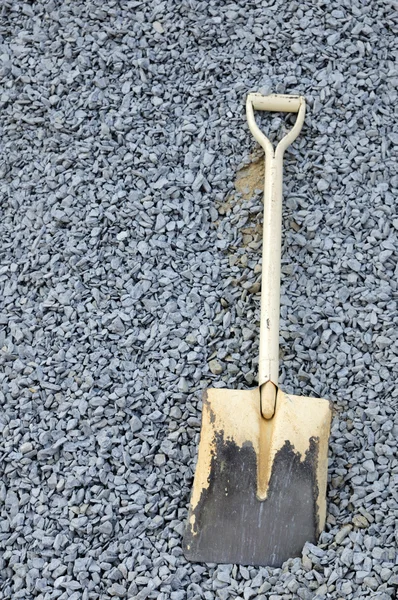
xmin=1 ymin=1 xmax=398 ymax=599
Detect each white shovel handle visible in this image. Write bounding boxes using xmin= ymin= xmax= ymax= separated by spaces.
xmin=246 ymin=93 xmax=306 ymax=418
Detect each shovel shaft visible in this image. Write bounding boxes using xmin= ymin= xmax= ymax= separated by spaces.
xmin=246 ymin=94 xmax=306 ymax=392
xmin=258 ymin=154 xmax=283 ymax=387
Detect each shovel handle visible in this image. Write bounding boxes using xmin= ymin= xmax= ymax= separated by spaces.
xmin=248 ymin=93 xmax=302 ymax=113
xmin=246 ymin=94 xmax=306 ymax=418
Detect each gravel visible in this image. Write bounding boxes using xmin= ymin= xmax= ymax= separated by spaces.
xmin=1 ymin=1 xmax=398 ymax=599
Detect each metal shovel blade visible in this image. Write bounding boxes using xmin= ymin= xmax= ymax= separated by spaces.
xmin=183 ymin=387 xmax=331 ymax=567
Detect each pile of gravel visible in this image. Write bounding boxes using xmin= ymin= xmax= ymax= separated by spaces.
xmin=0 ymin=1 xmax=397 ymax=599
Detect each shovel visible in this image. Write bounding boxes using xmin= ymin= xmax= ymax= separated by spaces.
xmin=183 ymin=93 xmax=332 ymax=567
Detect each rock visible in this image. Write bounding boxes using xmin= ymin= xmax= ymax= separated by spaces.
xmin=130 ymin=416 xmax=143 ymax=433
xmin=99 ymin=521 xmax=113 ymax=536
xmin=363 ymin=577 xmax=379 ymax=591
xmin=335 ymin=525 xmax=352 ymax=544
xmin=209 ymin=359 xmax=224 ymax=375
xmin=109 ymin=583 xmax=127 ymax=597
xmin=340 ymin=581 xmax=352 ymax=594
xmin=153 ymin=21 xmax=164 ymax=34
xmin=154 ymin=454 xmax=166 ymax=467
xmin=340 ymin=547 xmax=353 ymax=567
xmin=20 ymin=442 xmax=33 ymax=454
xmin=248 ymin=282 xmax=260 ymax=293
xmin=317 ymin=179 xmax=329 ymax=192
xmin=352 ymin=515 xmax=369 ymax=528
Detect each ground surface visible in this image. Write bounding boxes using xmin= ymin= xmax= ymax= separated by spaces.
xmin=0 ymin=1 xmax=398 ymax=599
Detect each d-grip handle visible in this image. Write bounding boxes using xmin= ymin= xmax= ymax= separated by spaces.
xmin=247 ymin=93 xmax=303 ymax=113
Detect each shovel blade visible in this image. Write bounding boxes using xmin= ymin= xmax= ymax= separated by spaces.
xmin=184 ymin=387 xmax=331 ymax=567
